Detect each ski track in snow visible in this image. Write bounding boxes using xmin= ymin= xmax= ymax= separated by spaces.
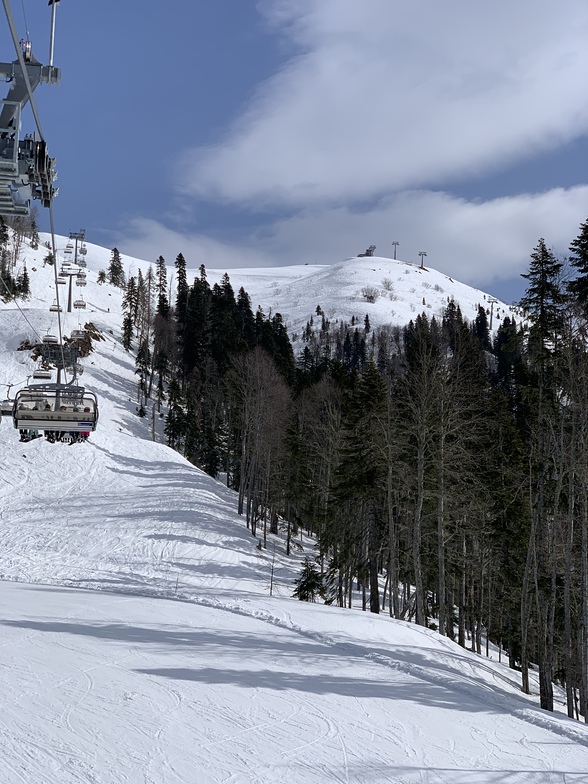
xmin=0 ymin=234 xmax=585 ymax=783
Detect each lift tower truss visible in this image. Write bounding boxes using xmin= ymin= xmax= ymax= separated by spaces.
xmin=0 ymin=1 xmax=60 ymax=216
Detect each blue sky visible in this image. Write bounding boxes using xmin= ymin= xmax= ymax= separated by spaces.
xmin=5 ymin=0 xmax=588 ymax=303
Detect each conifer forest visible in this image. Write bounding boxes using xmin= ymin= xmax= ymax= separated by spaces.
xmin=116 ymin=219 xmax=588 ymax=721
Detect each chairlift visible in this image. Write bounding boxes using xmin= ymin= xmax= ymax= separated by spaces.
xmin=79 ymin=245 xmax=87 ymax=256
xmin=76 ymin=273 xmax=87 ymax=287
xmin=13 ymin=384 xmax=99 ymax=434
xmin=56 ymin=276 xmax=66 ymax=285
xmin=70 ymin=329 xmax=86 ymax=340
xmin=49 ymin=301 xmax=62 ymax=313
xmin=73 ymin=298 xmax=86 ymax=310
xmin=32 ymin=369 xmax=52 ymax=380
xmin=76 ymin=259 xmax=87 ymax=268
xmin=42 ymin=334 xmax=58 ymax=345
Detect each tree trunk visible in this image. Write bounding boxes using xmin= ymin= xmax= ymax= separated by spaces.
xmin=413 ymin=437 xmax=426 ymax=626
xmin=437 ymin=431 xmax=446 ymax=636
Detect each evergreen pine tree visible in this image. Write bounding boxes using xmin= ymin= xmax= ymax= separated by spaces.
xmin=183 ymin=269 xmax=211 ymax=375
xmin=519 ymin=238 xmax=563 ymax=358
xmin=135 ymin=338 xmax=151 ymax=406
xmin=175 ymin=253 xmax=189 ymax=368
xmin=519 ymin=238 xmax=565 ymax=711
xmin=16 ymin=266 xmax=30 ymax=298
xmin=567 ymin=217 xmax=588 ymax=311
xmin=209 ymin=274 xmax=239 ymax=372
xmin=29 ymin=217 xmax=39 ymax=249
xmin=108 ymin=247 xmax=125 ymax=287
xmin=333 ymin=360 xmax=386 ymax=614
xmin=473 ymin=305 xmax=491 ymax=350
xmin=122 ymin=276 xmax=138 ymax=316
xmin=164 ymin=378 xmax=186 ymax=451
xmin=155 ymin=255 xmax=169 ymax=318
xmin=236 ymin=287 xmax=256 ymax=351
xmin=293 ymin=557 xmax=324 ymax=602
xmin=122 ymin=313 xmax=134 ymax=351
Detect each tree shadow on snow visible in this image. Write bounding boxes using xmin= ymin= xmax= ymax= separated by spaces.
xmin=332 ymin=765 xmax=586 ymax=784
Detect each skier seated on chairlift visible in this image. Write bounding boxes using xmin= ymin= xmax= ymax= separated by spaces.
xmin=20 ymin=428 xmax=39 ymax=442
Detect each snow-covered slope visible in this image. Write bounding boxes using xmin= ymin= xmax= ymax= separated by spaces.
xmin=0 ymin=235 xmax=586 ymax=784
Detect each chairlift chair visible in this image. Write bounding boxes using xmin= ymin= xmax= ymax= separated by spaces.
xmin=49 ymin=301 xmax=62 ymax=313
xmin=32 ymin=369 xmax=52 ymax=380
xmin=42 ymin=334 xmax=58 ymax=344
xmin=73 ymin=298 xmax=86 ymax=310
xmin=56 ymin=276 xmax=66 ymax=284
xmin=79 ymin=245 xmax=87 ymax=256
xmin=70 ymin=329 xmax=86 ymax=340
xmin=13 ymin=384 xmax=99 ymax=433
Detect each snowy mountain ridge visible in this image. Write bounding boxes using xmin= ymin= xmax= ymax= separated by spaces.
xmin=13 ymin=234 xmax=515 ymax=339
xmin=0 ymin=233 xmax=586 ymax=784
xmin=198 ymin=255 xmax=519 ymax=341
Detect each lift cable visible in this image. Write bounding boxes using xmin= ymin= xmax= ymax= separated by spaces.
xmin=19 ymin=0 xmax=29 ymax=41
xmin=0 ymin=271 xmax=43 ymax=344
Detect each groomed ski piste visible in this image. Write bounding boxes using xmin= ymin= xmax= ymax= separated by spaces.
xmin=0 ymin=236 xmax=587 ymax=784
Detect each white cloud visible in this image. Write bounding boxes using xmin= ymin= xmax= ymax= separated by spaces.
xmin=113 ymin=218 xmax=272 ymax=272
xmin=178 ymin=0 xmax=588 ymax=206
xmin=118 ymin=187 xmax=588 ymax=290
